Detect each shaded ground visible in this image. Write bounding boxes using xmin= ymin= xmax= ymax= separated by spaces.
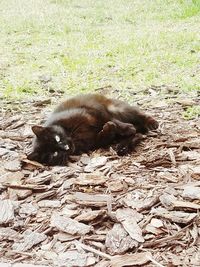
xmin=0 ymin=91 xmax=199 ymax=267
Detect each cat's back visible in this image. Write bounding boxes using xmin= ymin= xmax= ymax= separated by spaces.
xmin=54 ymin=94 xmax=112 ymax=113
xmin=45 ymin=94 xmax=111 ymax=128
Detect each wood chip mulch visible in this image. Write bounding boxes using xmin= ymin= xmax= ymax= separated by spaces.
xmin=0 ymin=95 xmax=200 ymax=267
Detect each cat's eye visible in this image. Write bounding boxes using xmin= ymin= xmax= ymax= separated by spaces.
xmin=55 ymin=135 xmax=61 ymax=143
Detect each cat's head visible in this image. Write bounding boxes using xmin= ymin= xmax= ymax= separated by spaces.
xmin=27 ymin=125 xmax=74 ymax=165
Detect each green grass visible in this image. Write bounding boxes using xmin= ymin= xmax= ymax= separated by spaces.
xmin=0 ymin=0 xmax=200 ymax=99
xmin=183 ymin=105 xmax=200 ymax=119
xmin=176 ymin=0 xmax=200 ymax=19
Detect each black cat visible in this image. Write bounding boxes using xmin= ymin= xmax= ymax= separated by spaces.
xmin=28 ymin=94 xmax=158 ymax=165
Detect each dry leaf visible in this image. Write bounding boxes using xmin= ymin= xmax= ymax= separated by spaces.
xmin=169 ymin=254 xmax=182 ymax=266
xmin=167 ymin=148 xmax=177 ymax=166
xmin=157 ymin=171 xmax=178 ymax=183
xmin=79 ymin=154 xmax=91 ymax=165
xmin=190 ymin=223 xmax=198 ymax=244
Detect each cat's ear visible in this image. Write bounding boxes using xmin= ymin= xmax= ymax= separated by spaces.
xmin=32 ymin=125 xmax=45 ymax=137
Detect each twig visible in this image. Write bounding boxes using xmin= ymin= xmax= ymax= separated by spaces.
xmin=75 ymin=241 xmax=112 ymax=260
xmin=12 ymin=255 xmax=31 ymax=263
xmin=2 ymin=183 xmax=49 ymax=191
xmin=167 ymin=148 xmax=177 ymax=166
xmin=143 ymin=221 xmax=194 ymax=248
xmin=10 ymin=250 xmax=33 ymax=257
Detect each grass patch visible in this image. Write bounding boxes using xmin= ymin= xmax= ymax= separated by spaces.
xmin=0 ymin=0 xmax=199 ymax=99
xmin=176 ymin=0 xmax=200 ymax=19
xmin=183 ymin=105 xmax=200 ymax=119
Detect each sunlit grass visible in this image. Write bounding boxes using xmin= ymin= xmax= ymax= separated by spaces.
xmin=183 ymin=105 xmax=200 ymax=119
xmin=0 ymin=0 xmax=199 ymax=99
xmin=176 ymin=0 xmax=200 ymax=19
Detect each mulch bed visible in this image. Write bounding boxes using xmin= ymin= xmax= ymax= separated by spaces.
xmin=0 ymin=94 xmax=200 ymax=267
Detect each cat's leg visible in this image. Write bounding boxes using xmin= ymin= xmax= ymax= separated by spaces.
xmin=110 ymin=119 xmax=143 ymax=155
xmin=135 ymin=112 xmax=159 ymax=133
xmin=111 ymin=119 xmax=136 ymax=137
xmin=97 ymin=121 xmax=118 ymax=147
xmin=97 ymin=120 xmax=136 ymax=147
xmin=97 ymin=119 xmax=143 ymax=155
xmin=107 ymin=99 xmax=158 ymax=133
xmin=120 ymin=107 xmax=158 ymax=134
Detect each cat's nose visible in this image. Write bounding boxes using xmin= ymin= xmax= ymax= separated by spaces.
xmin=64 ymin=144 xmax=70 ymax=150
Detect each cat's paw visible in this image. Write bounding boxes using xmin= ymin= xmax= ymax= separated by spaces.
xmin=145 ymin=116 xmax=159 ymax=130
xmin=102 ymin=121 xmax=117 ymax=132
xmin=123 ymin=124 xmax=136 ymax=136
xmin=116 ymin=143 xmax=129 ymax=156
xmin=116 ymin=133 xmax=143 ymax=156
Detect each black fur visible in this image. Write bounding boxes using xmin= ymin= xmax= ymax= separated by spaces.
xmin=28 ymin=94 xmax=158 ymax=165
